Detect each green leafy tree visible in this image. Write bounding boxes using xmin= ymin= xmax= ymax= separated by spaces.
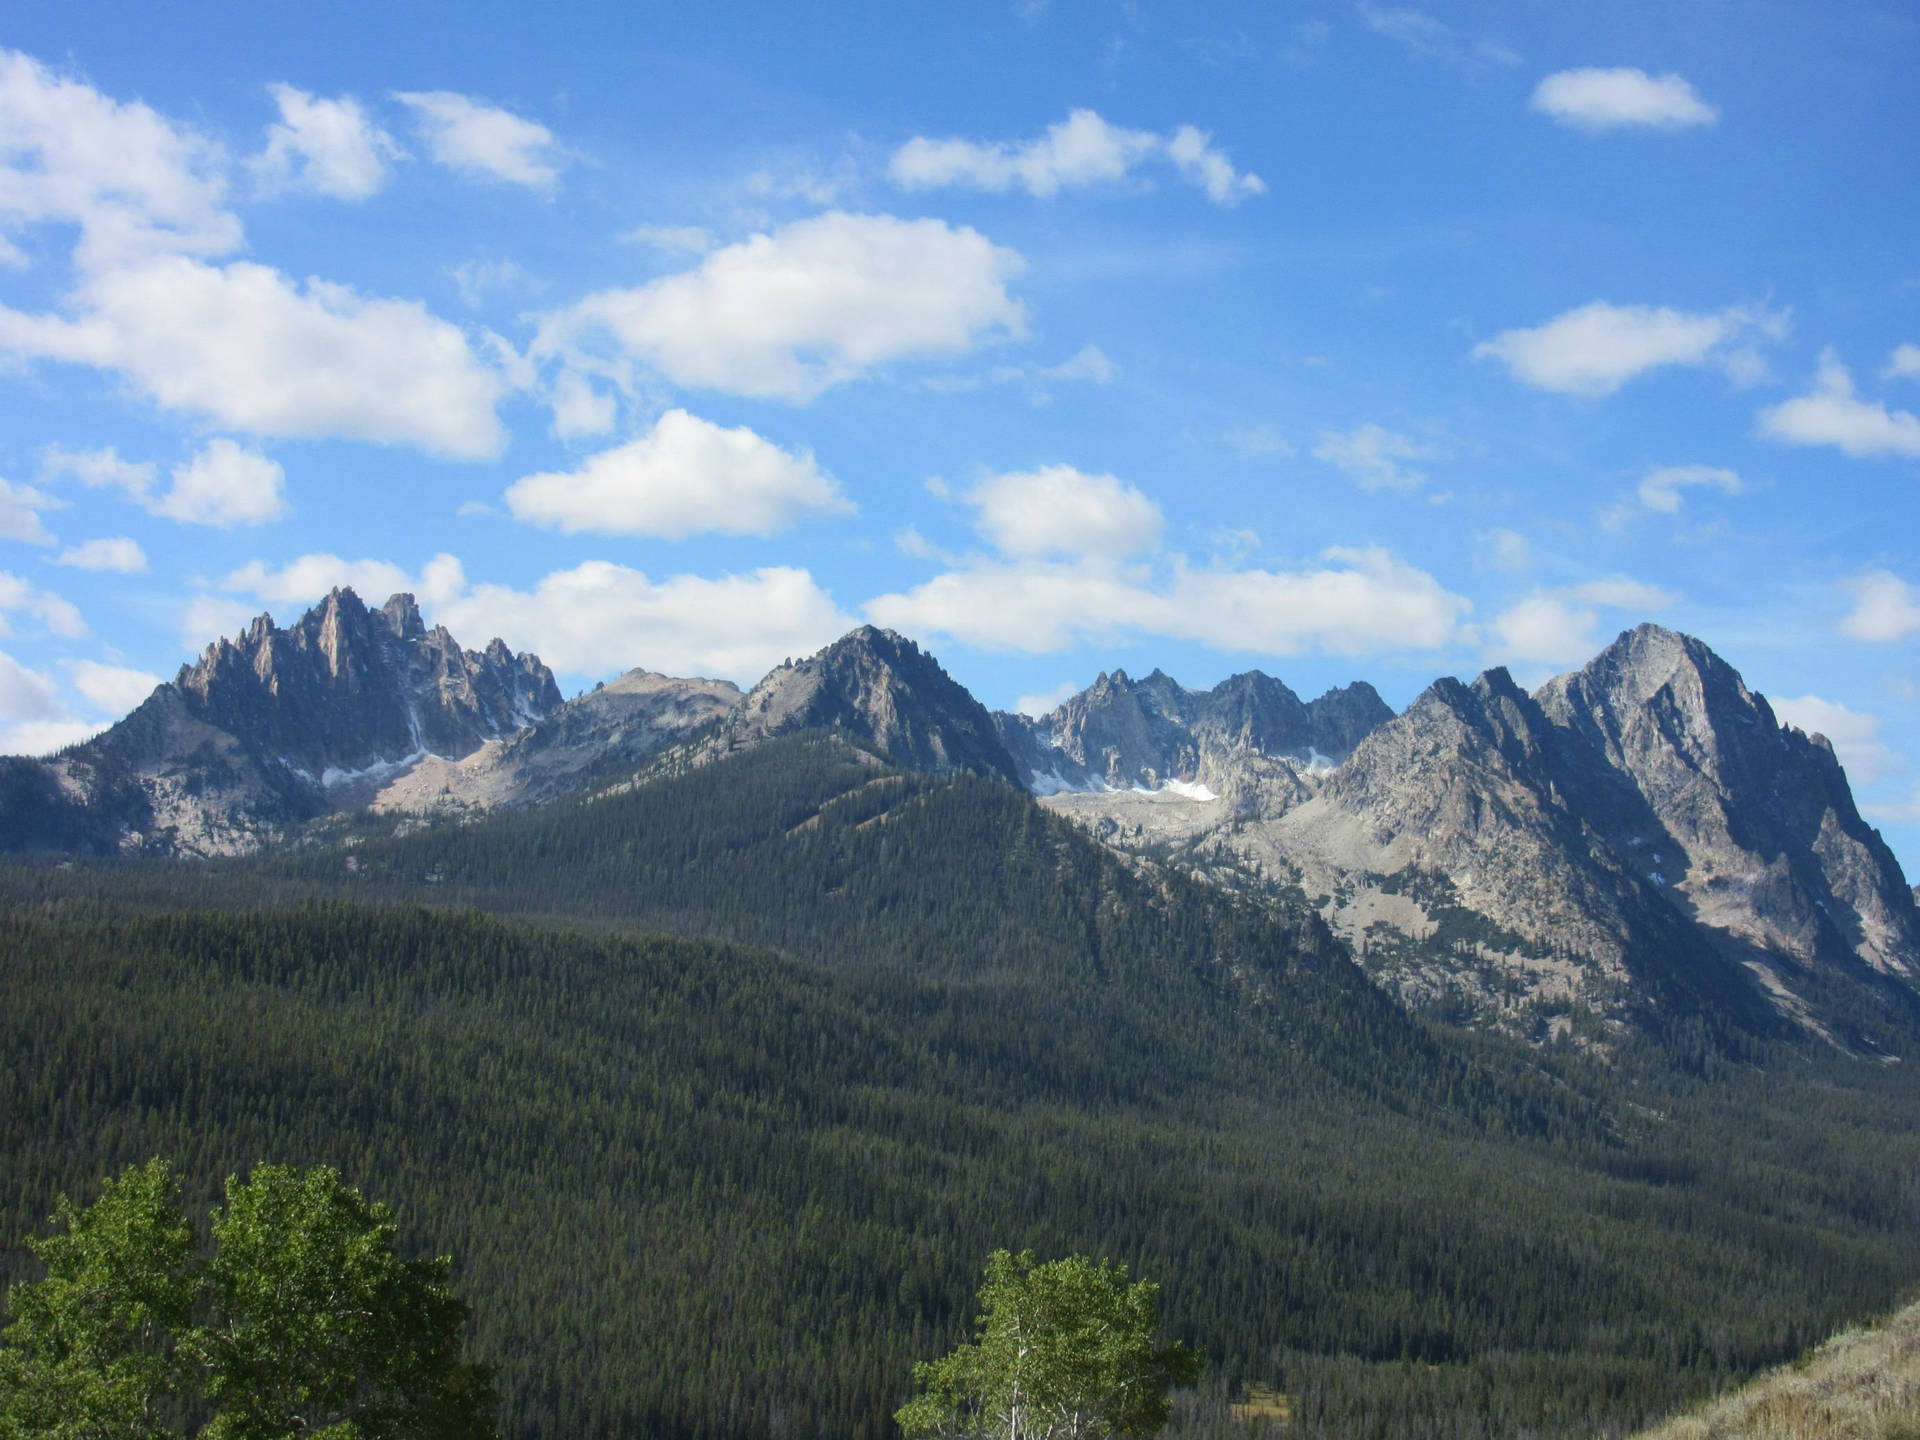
xmin=0 ymin=1159 xmax=195 ymax=1440
xmin=0 ymin=1163 xmax=497 ymax=1440
xmin=896 ymin=1250 xmax=1199 ymax=1440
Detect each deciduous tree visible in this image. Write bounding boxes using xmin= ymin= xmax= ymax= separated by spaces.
xmin=896 ymin=1250 xmax=1198 ymax=1440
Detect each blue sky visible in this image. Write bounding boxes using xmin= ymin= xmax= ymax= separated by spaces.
xmin=4 ymin=2 xmax=1920 ymax=864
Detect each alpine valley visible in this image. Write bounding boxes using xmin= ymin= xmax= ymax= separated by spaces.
xmin=4 ymin=590 xmax=1920 ymax=1440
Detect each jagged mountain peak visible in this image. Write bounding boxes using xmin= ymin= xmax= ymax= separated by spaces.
xmin=726 ymin=626 xmax=1022 ymax=783
xmin=4 ymin=587 xmax=561 ymax=856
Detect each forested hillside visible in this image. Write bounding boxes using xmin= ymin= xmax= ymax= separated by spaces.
xmin=5 ymin=734 xmax=1920 ymax=1437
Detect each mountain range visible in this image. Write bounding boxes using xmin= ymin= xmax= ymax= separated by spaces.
xmin=4 ymin=585 xmax=1916 ymax=1055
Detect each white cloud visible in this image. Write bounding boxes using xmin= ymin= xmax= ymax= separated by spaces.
xmin=448 ymin=258 xmax=530 ymax=308
xmin=40 ymin=444 xmax=155 ymax=498
xmin=1487 ymin=578 xmax=1675 ymax=665
xmin=1887 ymin=343 xmax=1920 ymax=381
xmin=1312 ymin=423 xmax=1447 ymax=492
xmin=966 ymin=465 xmax=1163 ymax=560
xmin=436 ymin=559 xmax=854 ymax=683
xmin=0 ymin=572 xmax=85 ymax=638
xmin=867 ymin=546 xmax=1469 ymax=657
xmin=1567 ymin=576 xmax=1677 ymax=610
xmin=928 ymin=344 xmax=1117 ymax=403
xmin=535 ymin=212 xmax=1026 ymax=403
xmin=0 ymin=649 xmax=61 ymax=720
xmin=0 ymin=48 xmax=239 ymax=271
xmin=44 ymin=440 xmax=285 ymax=528
xmin=253 ymin=85 xmax=401 ymax=200
xmin=0 ymin=648 xmax=102 ymax=755
xmin=1770 ymin=694 xmax=1900 ymax=786
xmin=1358 ymin=5 xmax=1521 ymax=68
xmin=1474 ymin=300 xmax=1784 ymax=397
xmin=622 ymin=224 xmax=714 ymax=254
xmin=161 ymin=439 xmax=289 ymax=527
xmin=1015 ymin=680 xmax=1081 ymax=718
xmin=890 ymin=108 xmax=1263 ymax=205
xmin=1224 ymin=425 xmax=1292 ymax=459
xmin=393 ymin=91 xmax=564 ymax=189
xmin=1757 ymin=350 xmax=1920 ymax=459
xmin=56 ymin=536 xmax=146 ymax=572
xmin=67 ymin=658 xmax=160 ymax=716
xmin=0 ymin=478 xmax=58 ymax=545
xmin=545 ymin=369 xmax=618 ymax=439
xmin=1530 ymin=68 xmax=1718 ymax=133
xmin=0 ymin=257 xmax=511 ymax=458
xmin=1478 ymin=528 xmax=1533 ymax=574
xmin=1635 ymin=463 xmax=1745 ymax=514
xmin=180 ymin=594 xmax=262 ymax=652
xmin=504 ymin=408 xmax=853 ymax=540
xmin=217 ymin=551 xmax=444 ymax=610
xmin=1838 ymin=570 xmax=1920 ymax=642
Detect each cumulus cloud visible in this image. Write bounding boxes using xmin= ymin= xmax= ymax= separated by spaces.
xmin=0 ymin=478 xmax=58 ymax=545
xmin=1757 ymin=350 xmax=1920 ymax=459
xmin=868 ymin=546 xmax=1469 ymax=656
xmin=67 ymin=658 xmax=161 ymax=716
xmin=1634 ymin=463 xmax=1745 ymax=515
xmin=1486 ymin=577 xmax=1675 ymax=665
xmin=56 ymin=536 xmax=146 ymax=572
xmin=1474 ymin=300 xmax=1784 ymax=397
xmin=0 ymin=257 xmax=511 ymax=458
xmin=1887 ymin=343 xmax=1920 ymax=381
xmin=40 ymin=445 xmax=155 ymax=498
xmin=535 ymin=212 xmax=1026 ymax=403
xmin=253 ymin=85 xmax=401 ymax=200
xmin=0 ymin=59 xmax=513 ymax=458
xmin=504 ymin=408 xmax=853 ymax=540
xmin=217 ymin=551 xmax=456 ymax=611
xmin=965 ymin=465 xmax=1163 ymax=560
xmin=890 ymin=109 xmax=1264 ymax=205
xmin=1839 ymin=570 xmax=1920 ymax=642
xmin=43 ymin=441 xmax=285 ymax=527
xmin=0 ymin=649 xmax=101 ymax=754
xmin=0 ymin=649 xmax=61 ymax=720
xmin=1530 ymin=68 xmax=1718 ymax=133
xmin=0 ymin=48 xmax=239 ymax=270
xmin=161 ymin=440 xmax=290 ymax=527
xmin=1312 ymin=423 xmax=1447 ymax=492
xmin=436 ymin=559 xmax=853 ymax=683
xmin=0 ymin=571 xmax=85 ymax=638
xmin=1770 ymin=694 xmax=1901 ymax=786
xmin=393 ymin=91 xmax=565 ymax=189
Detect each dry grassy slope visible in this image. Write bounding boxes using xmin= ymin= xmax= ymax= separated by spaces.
xmin=1634 ymin=1299 xmax=1920 ymax=1440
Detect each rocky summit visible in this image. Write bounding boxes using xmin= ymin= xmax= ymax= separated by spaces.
xmin=1037 ymin=624 xmax=1920 ymax=1052
xmin=0 ymin=589 xmax=561 ymax=856
xmin=3 ymin=601 xmax=1916 ymax=1054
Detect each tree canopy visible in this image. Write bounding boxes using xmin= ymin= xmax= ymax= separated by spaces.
xmin=897 ymin=1250 xmax=1199 ymax=1440
xmin=0 ymin=1160 xmax=497 ymax=1440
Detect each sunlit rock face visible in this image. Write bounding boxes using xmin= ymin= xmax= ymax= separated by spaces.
xmin=0 ymin=587 xmax=561 ymax=856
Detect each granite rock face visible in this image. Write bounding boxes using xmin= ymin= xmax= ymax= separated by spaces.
xmin=366 ymin=667 xmax=740 ymax=814
xmin=0 ymin=588 xmax=561 ymax=856
xmin=715 ymin=626 xmax=1023 ymax=784
xmin=1030 ymin=626 xmax=1920 ymax=1051
xmin=997 ymin=668 xmax=1392 ymax=794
